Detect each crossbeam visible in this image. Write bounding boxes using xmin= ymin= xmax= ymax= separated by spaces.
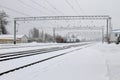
xmin=14 ymin=15 xmax=111 ymax=21
xmin=55 ymin=26 xmax=103 ymax=30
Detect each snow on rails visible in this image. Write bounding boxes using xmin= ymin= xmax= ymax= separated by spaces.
xmin=0 ymin=42 xmax=92 ymax=76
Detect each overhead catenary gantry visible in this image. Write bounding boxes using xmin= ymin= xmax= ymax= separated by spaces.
xmin=14 ymin=15 xmax=111 ymax=44
xmin=14 ymin=15 xmax=110 ymax=21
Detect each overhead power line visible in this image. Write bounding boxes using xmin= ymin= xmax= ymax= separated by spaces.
xmin=30 ymin=0 xmax=56 ymax=14
xmin=0 ymin=4 xmax=31 ymax=16
xmin=44 ymin=0 xmax=64 ymax=15
xmin=75 ymin=0 xmax=85 ymax=14
xmin=17 ymin=0 xmax=49 ymax=15
xmin=65 ymin=0 xmax=79 ymax=15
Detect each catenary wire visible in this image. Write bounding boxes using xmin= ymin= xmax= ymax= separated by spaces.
xmin=0 ymin=4 xmax=31 ymax=17
xmin=30 ymin=0 xmax=57 ymax=15
xmin=65 ymin=0 xmax=79 ymax=15
xmin=75 ymin=0 xmax=85 ymax=14
xmin=17 ymin=0 xmax=49 ymax=15
xmin=44 ymin=0 xmax=64 ymax=15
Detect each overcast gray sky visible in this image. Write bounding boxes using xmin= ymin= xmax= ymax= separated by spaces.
xmin=0 ymin=0 xmax=120 ymax=31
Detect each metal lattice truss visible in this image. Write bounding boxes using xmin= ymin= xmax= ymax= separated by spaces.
xmin=55 ymin=26 xmax=103 ymax=30
xmin=14 ymin=15 xmax=111 ymax=21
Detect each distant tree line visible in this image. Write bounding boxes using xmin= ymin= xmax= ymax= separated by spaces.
xmin=28 ymin=28 xmax=54 ymax=42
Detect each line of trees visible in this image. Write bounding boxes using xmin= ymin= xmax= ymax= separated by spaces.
xmin=28 ymin=28 xmax=54 ymax=42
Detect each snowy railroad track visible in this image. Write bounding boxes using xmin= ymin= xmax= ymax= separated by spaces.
xmin=0 ymin=43 xmax=92 ymax=76
xmin=0 ymin=47 xmax=63 ymax=62
xmin=0 ymin=43 xmax=63 ymax=49
xmin=0 ymin=43 xmax=88 ymax=62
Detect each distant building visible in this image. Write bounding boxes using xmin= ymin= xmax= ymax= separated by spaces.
xmin=0 ymin=35 xmax=28 ymax=44
xmin=109 ymin=29 xmax=120 ymax=44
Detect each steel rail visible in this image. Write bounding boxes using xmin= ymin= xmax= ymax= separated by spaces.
xmin=0 ymin=43 xmax=91 ymax=76
xmin=0 ymin=43 xmax=88 ymax=62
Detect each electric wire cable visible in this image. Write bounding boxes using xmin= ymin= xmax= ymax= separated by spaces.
xmin=65 ymin=0 xmax=79 ymax=15
xmin=30 ymin=0 xmax=56 ymax=15
xmin=44 ymin=0 xmax=64 ymax=15
xmin=17 ymin=0 xmax=49 ymax=15
xmin=0 ymin=4 xmax=31 ymax=16
xmin=75 ymin=0 xmax=85 ymax=14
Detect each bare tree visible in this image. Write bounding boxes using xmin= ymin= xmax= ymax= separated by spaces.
xmin=29 ymin=28 xmax=39 ymax=38
xmin=0 ymin=11 xmax=8 ymax=34
xmin=28 ymin=28 xmax=40 ymax=42
xmin=28 ymin=28 xmax=54 ymax=42
xmin=44 ymin=33 xmax=53 ymax=42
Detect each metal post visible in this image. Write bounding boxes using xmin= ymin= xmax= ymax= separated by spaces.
xmin=53 ymin=27 xmax=56 ymax=42
xmin=14 ymin=20 xmax=16 ymax=44
xmin=106 ymin=18 xmax=109 ymax=43
xmin=0 ymin=20 xmax=3 ymax=34
xmin=42 ymin=30 xmax=44 ymax=42
xmin=102 ymin=27 xmax=104 ymax=43
xmin=109 ymin=17 xmax=112 ymax=37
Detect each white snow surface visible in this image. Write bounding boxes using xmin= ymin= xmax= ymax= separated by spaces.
xmin=0 ymin=42 xmax=120 ymax=80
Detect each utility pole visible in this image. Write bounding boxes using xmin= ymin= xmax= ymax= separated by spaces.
xmin=102 ymin=27 xmax=104 ymax=43
xmin=106 ymin=18 xmax=109 ymax=43
xmin=41 ymin=30 xmax=44 ymax=42
xmin=14 ymin=20 xmax=16 ymax=44
xmin=106 ymin=17 xmax=111 ymax=43
xmin=0 ymin=20 xmax=2 ymax=34
xmin=53 ymin=27 xmax=56 ymax=42
xmin=109 ymin=17 xmax=112 ymax=40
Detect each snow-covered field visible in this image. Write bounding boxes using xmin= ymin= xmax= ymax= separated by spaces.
xmin=0 ymin=42 xmax=120 ymax=80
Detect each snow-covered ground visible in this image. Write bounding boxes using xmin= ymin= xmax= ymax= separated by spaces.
xmin=0 ymin=42 xmax=120 ymax=80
